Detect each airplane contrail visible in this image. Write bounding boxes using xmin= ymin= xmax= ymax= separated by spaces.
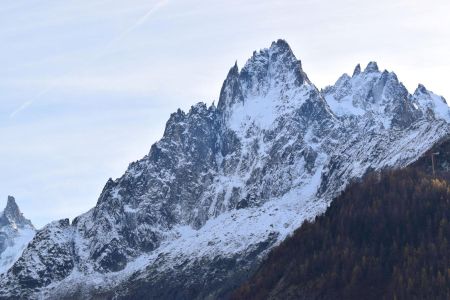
xmin=10 ymin=0 xmax=169 ymax=118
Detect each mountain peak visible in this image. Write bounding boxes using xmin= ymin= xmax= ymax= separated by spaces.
xmin=2 ymin=39 xmax=450 ymax=298
xmin=412 ymin=84 xmax=450 ymax=121
xmin=6 ymin=195 xmax=19 ymax=211
xmin=415 ymin=83 xmax=428 ymax=95
xmin=230 ymin=60 xmax=239 ymax=74
xmin=414 ymin=84 xmax=447 ymax=103
xmin=241 ymin=39 xmax=309 ymax=90
xmin=218 ymin=39 xmax=309 ymax=114
xmin=352 ymin=64 xmax=361 ymax=76
xmin=3 ymin=196 xmax=21 ymax=220
xmin=364 ymin=61 xmax=379 ymax=73
xmin=269 ymin=39 xmax=291 ymax=52
xmin=217 ymin=62 xmax=244 ymax=113
xmin=0 ymin=196 xmax=33 ymax=229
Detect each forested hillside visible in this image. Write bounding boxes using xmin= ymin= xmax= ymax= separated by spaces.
xmin=233 ymin=141 xmax=450 ymax=299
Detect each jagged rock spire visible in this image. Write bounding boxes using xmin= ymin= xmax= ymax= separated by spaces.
xmin=353 ymin=64 xmax=361 ymax=76
xmin=415 ymin=84 xmax=428 ymax=94
xmin=364 ymin=61 xmax=379 ymax=73
xmin=217 ymin=39 xmax=310 ymax=115
xmin=412 ymin=83 xmax=450 ymax=121
xmin=239 ymin=39 xmax=309 ymax=89
xmin=5 ymin=196 xmax=20 ymax=216
xmin=0 ymin=196 xmax=33 ymax=228
xmin=217 ymin=61 xmax=243 ymax=113
xmin=414 ymin=84 xmax=448 ymax=104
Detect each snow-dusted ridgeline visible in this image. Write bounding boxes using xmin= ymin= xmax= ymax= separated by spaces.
xmin=1 ymin=40 xmax=449 ymax=299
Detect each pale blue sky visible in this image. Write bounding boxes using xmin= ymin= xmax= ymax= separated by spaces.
xmin=1 ymin=0 xmax=449 ymax=227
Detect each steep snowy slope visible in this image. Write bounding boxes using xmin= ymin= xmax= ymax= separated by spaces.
xmin=0 ymin=40 xmax=449 ymax=299
xmin=0 ymin=196 xmax=35 ymax=275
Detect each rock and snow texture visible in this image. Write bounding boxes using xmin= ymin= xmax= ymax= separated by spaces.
xmin=0 ymin=196 xmax=35 ymax=275
xmin=1 ymin=39 xmax=450 ymax=299
xmin=412 ymin=83 xmax=450 ymax=122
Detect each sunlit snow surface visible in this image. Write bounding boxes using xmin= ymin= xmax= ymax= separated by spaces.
xmin=0 ymin=227 xmax=35 ymax=274
xmin=413 ymin=84 xmax=450 ymax=122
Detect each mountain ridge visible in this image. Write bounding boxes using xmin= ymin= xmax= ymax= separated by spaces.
xmin=0 ymin=39 xmax=449 ymax=299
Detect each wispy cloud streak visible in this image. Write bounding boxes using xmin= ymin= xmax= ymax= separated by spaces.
xmin=9 ymin=0 xmax=169 ymax=118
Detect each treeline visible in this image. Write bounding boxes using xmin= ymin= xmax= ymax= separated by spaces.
xmin=232 ymin=168 xmax=450 ymax=300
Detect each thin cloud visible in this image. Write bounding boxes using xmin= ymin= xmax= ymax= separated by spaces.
xmin=9 ymin=0 xmax=169 ymax=118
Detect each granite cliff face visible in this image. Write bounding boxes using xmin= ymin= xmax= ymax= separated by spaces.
xmin=1 ymin=40 xmax=449 ymax=299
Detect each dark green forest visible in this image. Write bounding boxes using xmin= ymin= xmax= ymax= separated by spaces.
xmin=233 ymin=167 xmax=450 ymax=300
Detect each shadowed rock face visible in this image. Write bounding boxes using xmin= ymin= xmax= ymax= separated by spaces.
xmin=1 ymin=40 xmax=449 ymax=299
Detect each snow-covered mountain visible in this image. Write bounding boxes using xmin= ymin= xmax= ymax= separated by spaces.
xmin=1 ymin=40 xmax=449 ymax=299
xmin=0 ymin=196 xmax=35 ymax=275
